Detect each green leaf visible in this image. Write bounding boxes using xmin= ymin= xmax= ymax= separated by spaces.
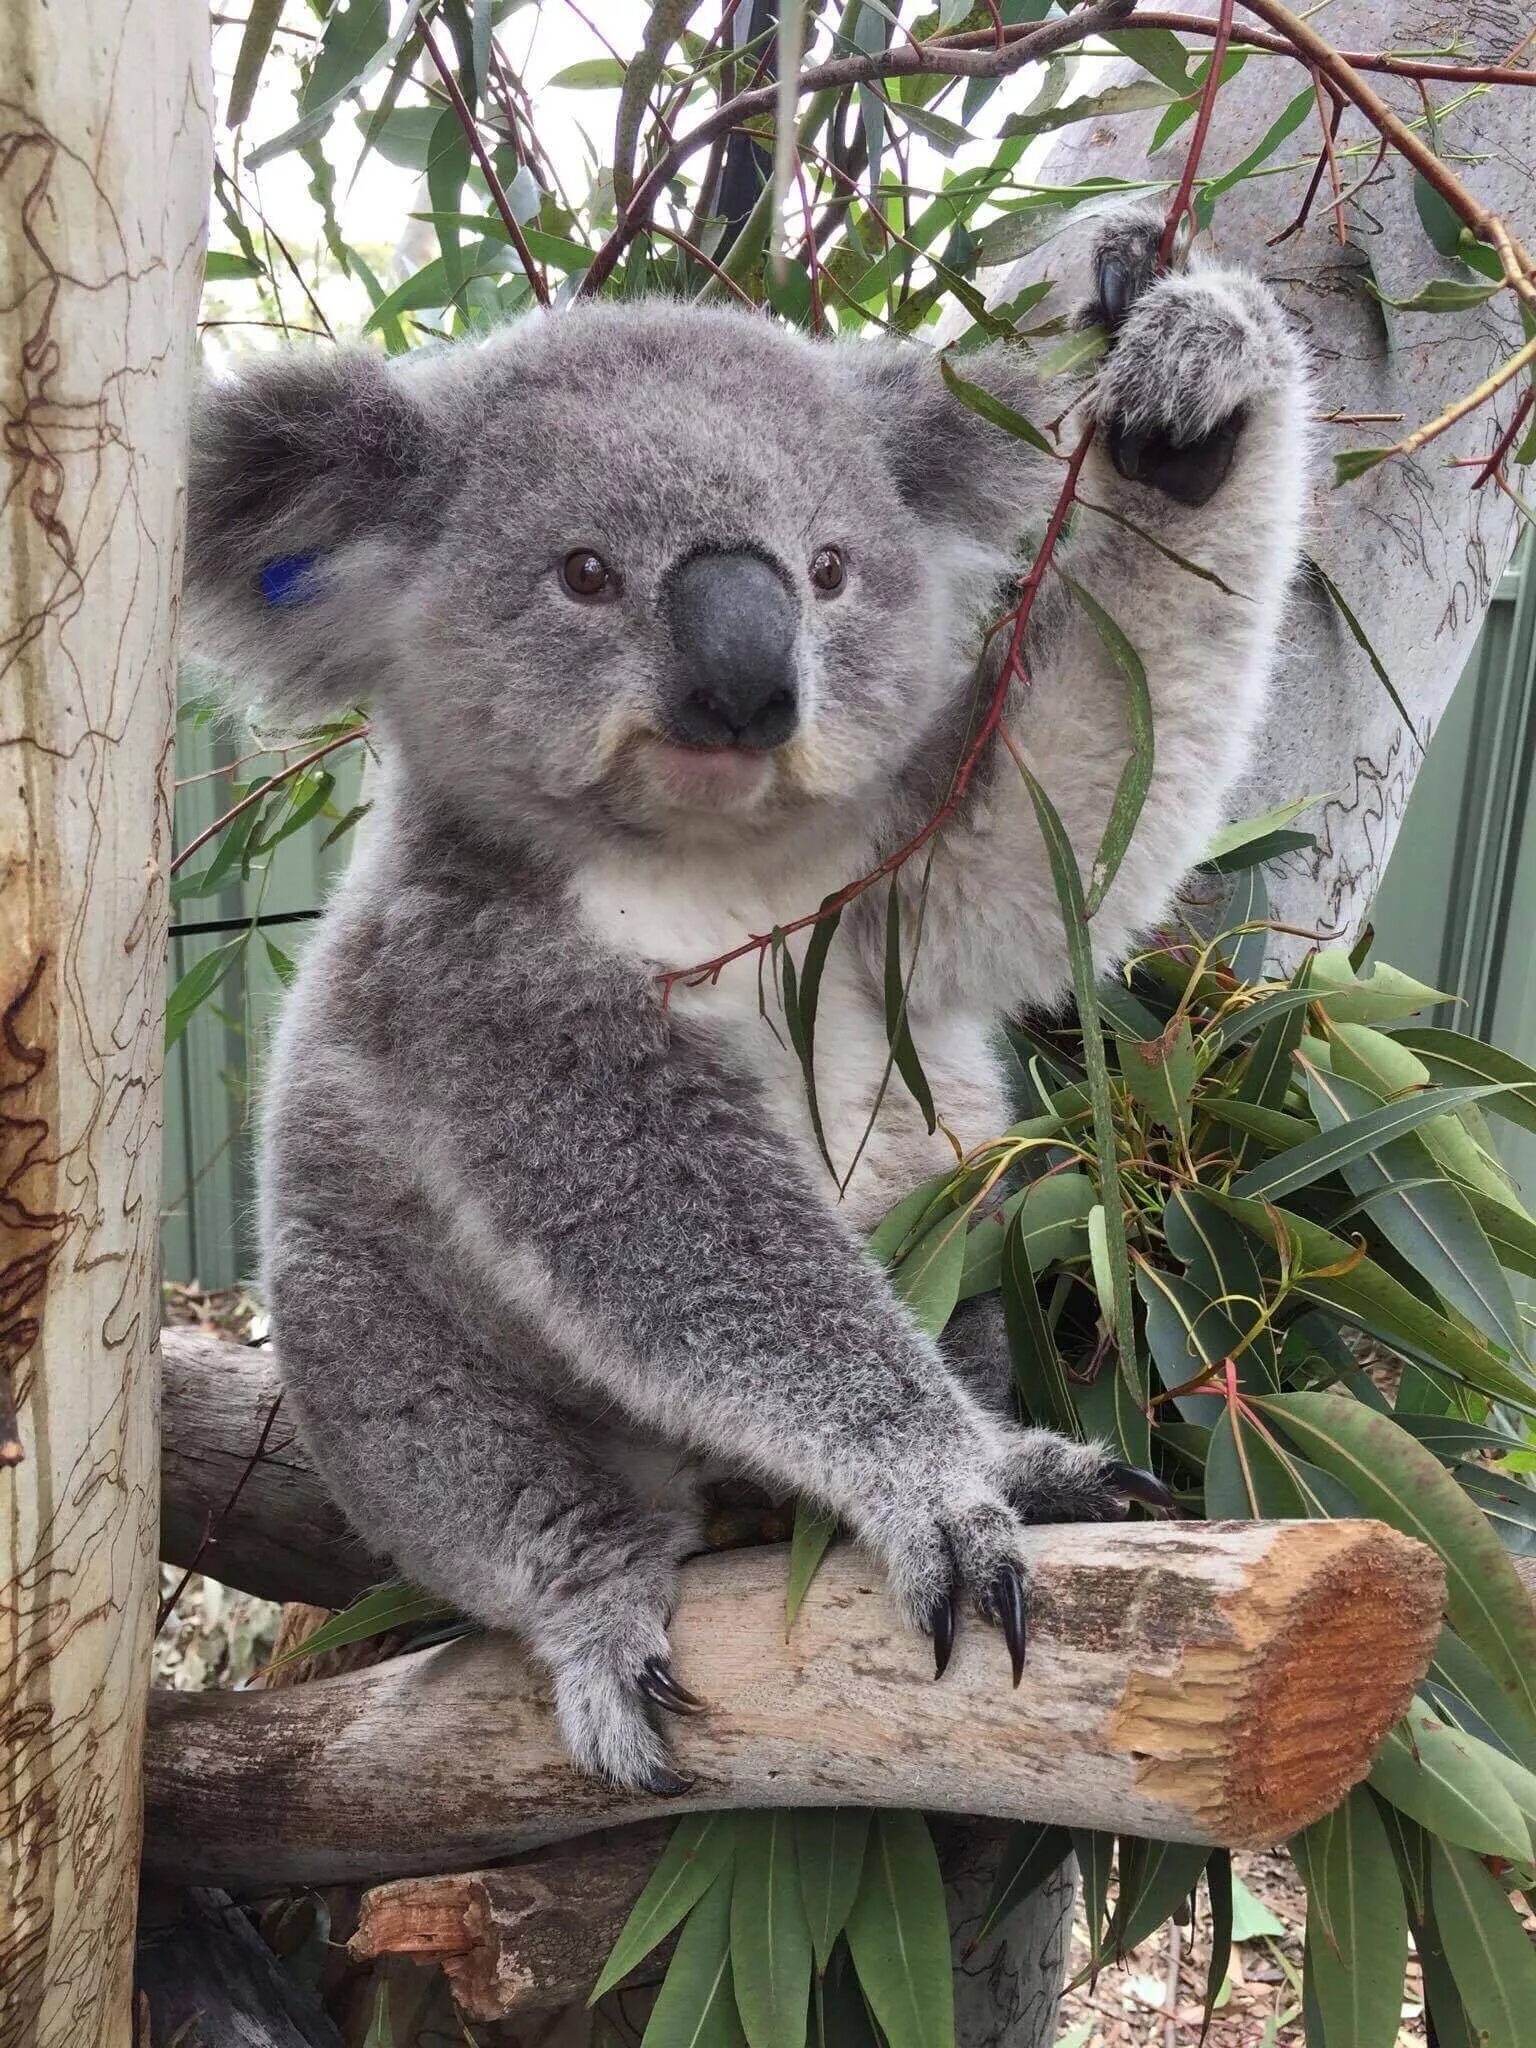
xmin=1291 ymin=1787 xmax=1407 ymax=2048
xmin=960 ymin=1169 xmax=1094 ymax=1304
xmin=1058 ymin=575 xmax=1154 ymax=916
xmin=1076 ymin=494 xmax=1246 ymax=597
xmin=843 ymin=1812 xmax=954 ymax=2048
xmin=593 ymin=1816 xmax=739 ymax=2004
xmin=976 ymin=1822 xmax=1073 ymax=1944
xmin=785 ymin=1499 xmax=838 ymax=1635
xmin=362 ymin=1978 xmax=393 ymax=2048
xmin=732 ymin=1812 xmax=812 ymax=2048
xmin=1395 ymin=1028 xmax=1536 ymax=1139
xmin=938 ymin=354 xmax=1054 ymax=455
xmin=1369 ymin=1715 xmax=1532 ymax=1861
xmin=550 ymin=57 xmax=629 ymax=87
xmin=302 ymin=0 xmax=391 ymax=114
xmin=1413 ymin=174 xmax=1505 ymax=279
xmin=1232 ymin=1083 xmax=1504 ymax=1201
xmin=1105 ymin=25 xmax=1193 ymax=90
xmin=362 ymin=239 xmax=521 ymax=332
xmin=225 ymin=0 xmax=285 ymax=128
xmin=1204 ymin=1851 xmax=1233 ymax=2036
xmin=868 ymin=1173 xmax=955 ymax=1267
xmin=262 ymin=1578 xmax=456 ymax=1673
xmin=263 ymin=938 xmax=298 ymax=989
xmin=814 ymin=1942 xmax=881 ymax=2048
xmin=1197 ymin=85 xmax=1314 ymax=213
xmin=1108 ymin=1838 xmax=1210 ymax=1959
xmin=1071 ymin=1830 xmax=1115 ymax=1971
xmin=1000 ymin=79 xmax=1181 ymax=142
xmin=1229 ymin=1871 xmax=1285 ymax=1942
xmin=1302 ymin=1065 xmax=1528 ymax=1359
xmin=795 ymin=1811 xmax=871 ymax=1975
xmin=1012 ymin=756 xmax=1138 ymax=1433
xmin=165 ymin=935 xmax=249 ymax=1049
xmin=1204 ymin=1405 xmax=1337 ymax=1519
xmin=1204 ymin=794 xmax=1329 ymax=866
xmin=890 ymin=1208 xmax=969 ymax=1339
xmin=780 ymin=902 xmax=845 ymax=1179
xmin=1430 ymin=1837 xmax=1536 ymax=2048
xmin=883 ymin=881 xmax=936 ymax=1133
xmin=1165 ymin=1191 xmax=1278 ymax=1387
xmin=204 ymin=249 xmax=265 ymax=281
xmin=1333 ymin=446 xmax=1391 ymax=486
xmin=1002 ymin=1207 xmax=1079 ymax=1437
xmin=1369 ymin=276 xmax=1504 ymax=313
xmin=248 ymin=0 xmax=425 ymax=169
xmin=1116 ymin=1017 xmax=1195 ymax=1141
xmin=1255 ymin=1393 xmax=1536 ymax=1733
xmin=1309 ymin=562 xmax=1420 ymax=743
xmin=643 ymin=1868 xmax=747 ymax=2048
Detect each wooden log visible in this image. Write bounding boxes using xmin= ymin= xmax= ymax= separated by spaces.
xmin=145 ymin=1522 xmax=1443 ymax=1890
xmin=134 ymin=1888 xmax=344 ymax=2048
xmin=159 ymin=1329 xmax=381 ymax=1609
xmin=349 ymin=1827 xmax=674 ymax=2022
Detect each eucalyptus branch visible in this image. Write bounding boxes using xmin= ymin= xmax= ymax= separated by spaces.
xmin=170 ymin=728 xmax=367 ymax=876
xmin=419 ymin=18 xmax=551 ymax=308
xmin=578 ymin=0 xmax=1140 ymax=299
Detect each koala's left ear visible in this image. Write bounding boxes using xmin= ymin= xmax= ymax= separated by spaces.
xmin=184 ymin=347 xmax=433 ymax=722
xmin=839 ymin=338 xmax=1049 ymax=541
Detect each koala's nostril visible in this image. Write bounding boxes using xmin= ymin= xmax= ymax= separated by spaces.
xmin=664 ymin=548 xmax=800 ymax=751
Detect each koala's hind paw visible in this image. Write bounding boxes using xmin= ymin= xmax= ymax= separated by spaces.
xmin=874 ymin=1483 xmax=1040 ymax=1689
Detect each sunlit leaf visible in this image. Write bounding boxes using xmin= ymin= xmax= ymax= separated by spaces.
xmin=263 ymin=1579 xmax=457 ymax=1674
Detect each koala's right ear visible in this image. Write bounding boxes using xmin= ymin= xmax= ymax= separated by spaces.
xmin=184 ymin=347 xmax=432 ymax=723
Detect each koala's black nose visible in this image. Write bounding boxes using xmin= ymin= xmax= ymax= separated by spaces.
xmin=664 ymin=550 xmax=799 ymax=750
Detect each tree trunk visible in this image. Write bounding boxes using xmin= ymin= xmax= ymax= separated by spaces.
xmin=142 ymin=1524 xmax=1442 ymax=1890
xmin=0 ymin=5 xmax=209 ymax=2043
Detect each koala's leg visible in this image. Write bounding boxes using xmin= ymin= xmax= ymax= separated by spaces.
xmin=268 ymin=1221 xmax=701 ymax=1793
xmin=908 ymin=205 xmax=1311 ymax=1015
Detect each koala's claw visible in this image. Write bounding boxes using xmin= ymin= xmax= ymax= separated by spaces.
xmin=928 ymin=1588 xmax=960 ymax=1679
xmin=638 ymin=1655 xmax=706 ymax=1717
xmin=1107 ymin=1462 xmax=1175 ymax=1511
xmin=982 ymin=1565 xmax=1029 ymax=1688
xmin=641 ymin=1765 xmax=698 ymax=1799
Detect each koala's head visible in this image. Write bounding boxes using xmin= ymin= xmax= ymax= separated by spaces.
xmin=185 ymin=302 xmax=1035 ymax=851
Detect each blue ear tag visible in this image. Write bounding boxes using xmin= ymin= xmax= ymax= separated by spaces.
xmin=260 ymin=552 xmax=322 ymax=608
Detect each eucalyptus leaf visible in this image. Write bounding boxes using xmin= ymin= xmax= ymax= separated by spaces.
xmin=843 ymin=1812 xmax=954 ymax=2048
xmin=732 ymin=1812 xmax=812 ymax=2048
xmin=795 ymin=1810 xmax=871 ymax=1974
xmin=642 ymin=1869 xmax=748 ymax=2048
xmin=592 ymin=1815 xmax=739 ymax=2003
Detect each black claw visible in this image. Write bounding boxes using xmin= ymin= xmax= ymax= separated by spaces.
xmin=928 ymin=1591 xmax=958 ymax=1680
xmin=641 ymin=1765 xmax=697 ymax=1799
xmin=988 ymin=1567 xmax=1028 ymax=1689
xmin=638 ymin=1656 xmax=706 ymax=1717
xmin=1098 ymin=253 xmax=1134 ymax=328
xmin=1107 ymin=1462 xmax=1175 ymax=1511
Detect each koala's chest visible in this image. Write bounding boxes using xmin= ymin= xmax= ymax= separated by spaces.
xmin=572 ymin=849 xmax=1008 ymax=1228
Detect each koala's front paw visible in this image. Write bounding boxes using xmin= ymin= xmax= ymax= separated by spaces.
xmin=539 ymin=1539 xmax=704 ymax=1795
xmin=873 ymin=1438 xmax=1171 ymax=1688
xmin=1082 ymin=206 xmax=1298 ymax=508
xmin=995 ymin=1428 xmax=1172 ymax=1526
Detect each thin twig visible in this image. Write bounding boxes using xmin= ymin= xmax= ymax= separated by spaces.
xmin=1160 ymin=0 xmax=1236 ymax=263
xmin=1473 ymin=386 xmax=1535 ymax=488
xmin=419 ymin=19 xmax=551 ymax=308
xmin=1308 ymin=68 xmax=1348 ymax=245
xmin=170 ymin=728 xmax=367 ymax=876
xmin=155 ymin=1389 xmax=286 ymax=1631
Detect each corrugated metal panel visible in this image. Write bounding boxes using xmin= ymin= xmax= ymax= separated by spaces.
xmin=162 ymin=698 xmax=363 ymax=1290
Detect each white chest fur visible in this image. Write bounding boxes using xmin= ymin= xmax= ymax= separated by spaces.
xmin=572 ymin=842 xmax=1008 ymax=1229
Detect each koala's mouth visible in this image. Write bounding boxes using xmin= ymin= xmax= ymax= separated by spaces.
xmin=639 ymin=737 xmax=775 ymax=813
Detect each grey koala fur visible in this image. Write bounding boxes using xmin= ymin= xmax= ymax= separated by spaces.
xmin=184 ymin=207 xmax=1311 ymax=1791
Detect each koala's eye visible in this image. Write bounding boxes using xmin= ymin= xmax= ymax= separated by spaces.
xmin=562 ymin=549 xmax=614 ymax=599
xmin=810 ymin=545 xmax=845 ymax=595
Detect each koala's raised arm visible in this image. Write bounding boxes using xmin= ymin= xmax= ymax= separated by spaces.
xmin=867 ymin=209 xmax=1312 ymax=1016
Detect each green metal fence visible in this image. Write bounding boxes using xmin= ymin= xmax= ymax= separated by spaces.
xmin=162 ymin=548 xmax=1536 ymax=1289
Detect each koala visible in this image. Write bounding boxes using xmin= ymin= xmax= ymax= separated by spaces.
xmin=184 ymin=207 xmax=1310 ymax=1793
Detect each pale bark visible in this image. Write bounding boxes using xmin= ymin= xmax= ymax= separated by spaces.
xmin=0 ymin=5 xmax=209 ymax=2044
xmin=143 ymin=1522 xmax=1442 ymax=1890
xmin=1005 ymin=0 xmax=1536 ymax=959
